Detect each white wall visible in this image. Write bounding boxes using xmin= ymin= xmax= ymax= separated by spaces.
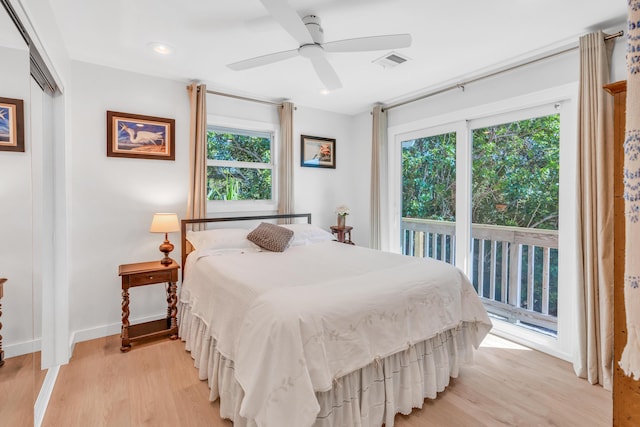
xmin=293 ymin=106 xmax=365 ymax=241
xmin=68 ymin=61 xmax=190 ymax=342
xmin=0 ymin=45 xmax=34 ymax=357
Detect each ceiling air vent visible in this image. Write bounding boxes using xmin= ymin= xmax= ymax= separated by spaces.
xmin=373 ymin=51 xmax=410 ymax=69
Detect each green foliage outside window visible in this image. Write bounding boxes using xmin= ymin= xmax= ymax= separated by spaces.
xmin=401 ymin=114 xmax=559 ymax=230
xmin=472 ymin=115 xmax=559 ymax=230
xmin=206 ymin=127 xmax=272 ymax=201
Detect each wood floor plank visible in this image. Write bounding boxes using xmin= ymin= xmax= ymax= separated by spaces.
xmin=42 ymin=333 xmax=611 ymax=427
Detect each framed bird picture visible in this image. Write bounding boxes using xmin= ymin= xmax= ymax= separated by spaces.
xmin=300 ymin=135 xmax=336 ymax=169
xmin=106 ymin=111 xmax=175 ymax=160
xmin=0 ymin=97 xmax=25 ymax=152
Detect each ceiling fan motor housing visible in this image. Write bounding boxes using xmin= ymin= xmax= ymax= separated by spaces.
xmin=302 ymin=14 xmax=324 ymax=44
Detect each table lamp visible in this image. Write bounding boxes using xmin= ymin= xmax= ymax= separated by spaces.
xmin=149 ymin=213 xmax=180 ymax=265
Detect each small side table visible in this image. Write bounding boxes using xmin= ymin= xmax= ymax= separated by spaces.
xmin=330 ymin=225 xmax=355 ymax=245
xmin=118 ymin=260 xmax=180 ymax=352
xmin=0 ymin=278 xmax=5 ymax=367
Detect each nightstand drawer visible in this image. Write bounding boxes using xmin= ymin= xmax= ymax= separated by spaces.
xmin=127 ymin=270 xmax=173 ymax=287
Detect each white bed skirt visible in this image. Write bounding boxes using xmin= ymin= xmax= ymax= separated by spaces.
xmin=179 ymin=301 xmax=478 ymax=427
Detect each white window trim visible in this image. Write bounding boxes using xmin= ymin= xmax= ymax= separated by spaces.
xmin=387 ymin=82 xmax=578 ymax=361
xmin=206 ymin=115 xmax=279 ymax=214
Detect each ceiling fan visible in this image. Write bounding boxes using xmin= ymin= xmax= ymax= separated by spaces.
xmin=227 ymin=0 xmax=412 ymax=90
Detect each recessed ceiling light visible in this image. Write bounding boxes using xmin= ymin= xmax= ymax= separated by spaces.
xmin=320 ymin=89 xmax=330 ymax=95
xmin=149 ymin=42 xmax=173 ymax=55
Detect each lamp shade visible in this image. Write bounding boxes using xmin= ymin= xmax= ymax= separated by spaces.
xmin=149 ymin=213 xmax=180 ymax=233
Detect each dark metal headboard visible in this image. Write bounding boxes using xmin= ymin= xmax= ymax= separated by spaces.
xmin=180 ymin=213 xmax=312 ymax=275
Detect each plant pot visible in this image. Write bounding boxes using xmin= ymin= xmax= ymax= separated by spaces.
xmin=337 ymin=214 xmax=346 ymax=228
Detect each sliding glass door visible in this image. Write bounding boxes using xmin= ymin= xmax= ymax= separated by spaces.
xmin=470 ymin=108 xmax=560 ymax=336
xmin=394 ymin=93 xmax=577 ymax=359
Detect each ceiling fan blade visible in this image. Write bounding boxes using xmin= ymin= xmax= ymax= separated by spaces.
xmin=227 ymin=48 xmax=299 ymax=71
xmin=323 ymin=34 xmax=412 ymax=53
xmin=309 ymin=56 xmax=342 ymax=90
xmin=259 ymin=0 xmax=313 ymax=45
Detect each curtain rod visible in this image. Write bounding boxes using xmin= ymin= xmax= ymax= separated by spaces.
xmin=206 ymin=89 xmax=283 ymax=107
xmin=383 ymin=30 xmax=624 ymax=112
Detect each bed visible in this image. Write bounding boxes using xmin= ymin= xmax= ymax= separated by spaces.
xmin=178 ymin=213 xmax=492 ymax=427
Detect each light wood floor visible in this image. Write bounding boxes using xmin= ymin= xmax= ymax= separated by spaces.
xmin=0 ymin=352 xmax=47 ymax=427
xmin=42 ymin=334 xmax=611 ymax=427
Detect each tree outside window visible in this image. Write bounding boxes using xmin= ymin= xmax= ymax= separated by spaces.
xmin=206 ymin=126 xmax=273 ymax=201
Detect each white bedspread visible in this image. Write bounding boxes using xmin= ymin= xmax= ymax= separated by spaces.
xmin=180 ymin=241 xmax=491 ymax=427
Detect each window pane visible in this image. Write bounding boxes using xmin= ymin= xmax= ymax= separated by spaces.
xmin=471 ymin=113 xmax=559 ymax=335
xmin=401 ymin=132 xmax=456 ymax=263
xmin=401 ymin=132 xmax=456 ymax=221
xmin=471 ymin=115 xmax=559 ymax=230
xmin=207 ymin=126 xmax=271 ymax=163
xmin=207 ymin=166 xmax=272 ymax=201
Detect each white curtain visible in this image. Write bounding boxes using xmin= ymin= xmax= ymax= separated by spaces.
xmin=187 ymin=82 xmax=207 ymax=230
xmin=278 ymin=102 xmax=294 ymax=219
xmin=574 ymin=31 xmax=615 ymax=390
xmin=370 ymin=104 xmax=387 ymax=250
xmin=620 ymin=1 xmax=640 ymax=380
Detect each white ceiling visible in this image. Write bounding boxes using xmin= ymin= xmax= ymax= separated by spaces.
xmin=48 ymin=0 xmax=627 ymax=115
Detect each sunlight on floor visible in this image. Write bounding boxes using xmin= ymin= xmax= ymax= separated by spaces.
xmin=480 ymin=333 xmax=533 ymax=351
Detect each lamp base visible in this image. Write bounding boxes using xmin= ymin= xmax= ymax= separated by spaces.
xmin=159 ymin=237 xmax=174 ymax=266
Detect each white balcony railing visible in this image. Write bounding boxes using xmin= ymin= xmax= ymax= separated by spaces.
xmin=402 ymin=218 xmax=558 ymax=333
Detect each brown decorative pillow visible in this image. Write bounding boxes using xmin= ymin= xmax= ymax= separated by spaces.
xmin=247 ymin=222 xmax=294 ymax=252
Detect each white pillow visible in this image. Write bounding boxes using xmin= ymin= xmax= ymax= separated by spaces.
xmin=281 ymin=223 xmax=334 ymax=246
xmin=186 ymin=228 xmax=261 ymax=250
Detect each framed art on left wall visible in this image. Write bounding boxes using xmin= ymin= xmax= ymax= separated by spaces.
xmin=107 ymin=111 xmax=175 ymax=160
xmin=0 ymin=97 xmax=25 ymax=152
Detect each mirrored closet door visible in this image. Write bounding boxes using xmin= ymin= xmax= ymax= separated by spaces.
xmin=0 ymin=3 xmax=39 ymax=426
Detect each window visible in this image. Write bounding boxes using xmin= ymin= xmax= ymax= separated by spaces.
xmin=206 ymin=125 xmax=274 ymax=204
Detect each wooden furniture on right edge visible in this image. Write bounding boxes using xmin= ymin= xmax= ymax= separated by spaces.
xmin=0 ymin=278 xmax=5 ymax=367
xmin=118 ymin=260 xmax=180 ymax=352
xmin=330 ymin=225 xmax=355 ymax=245
xmin=605 ymin=80 xmax=640 ymax=426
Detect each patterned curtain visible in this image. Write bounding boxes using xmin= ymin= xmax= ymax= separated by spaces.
xmin=620 ymin=0 xmax=640 ymax=380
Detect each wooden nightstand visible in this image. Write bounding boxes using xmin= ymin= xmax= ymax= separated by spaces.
xmin=0 ymin=278 xmax=5 ymax=366
xmin=118 ymin=260 xmax=180 ymax=352
xmin=330 ymin=225 xmax=355 ymax=245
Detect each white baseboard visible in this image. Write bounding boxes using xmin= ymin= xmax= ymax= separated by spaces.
xmin=34 ymin=365 xmax=59 ymax=427
xmin=4 ymin=338 xmax=41 ymax=358
xmin=68 ymin=312 xmax=166 ymax=357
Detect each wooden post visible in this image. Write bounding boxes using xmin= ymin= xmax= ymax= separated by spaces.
xmin=0 ymin=278 xmax=6 ymax=367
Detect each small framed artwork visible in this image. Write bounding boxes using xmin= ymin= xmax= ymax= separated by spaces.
xmin=107 ymin=111 xmax=175 ymax=160
xmin=0 ymin=97 xmax=25 ymax=152
xmin=300 ymin=135 xmax=336 ymax=169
